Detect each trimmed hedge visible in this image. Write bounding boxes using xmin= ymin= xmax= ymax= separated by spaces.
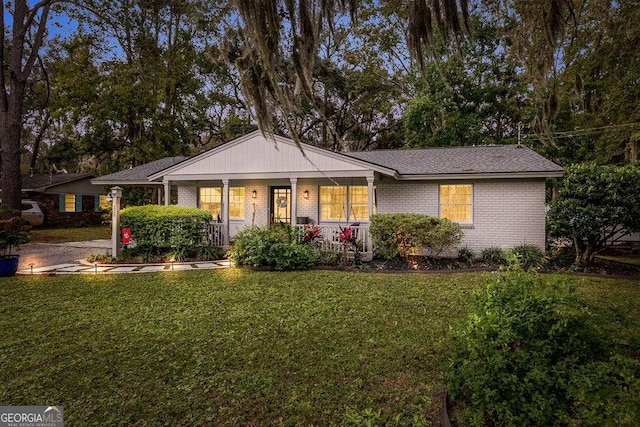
xmin=120 ymin=205 xmax=213 ymax=251
xmin=369 ymin=213 xmax=463 ymax=260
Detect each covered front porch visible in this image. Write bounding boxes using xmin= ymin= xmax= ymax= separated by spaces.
xmin=167 ymin=175 xmax=375 ymax=259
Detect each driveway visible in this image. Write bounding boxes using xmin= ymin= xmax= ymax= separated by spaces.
xmin=17 ymin=240 xmax=111 ymax=271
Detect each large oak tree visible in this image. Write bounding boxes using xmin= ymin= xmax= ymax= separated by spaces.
xmin=1 ymin=0 xmax=54 ymax=217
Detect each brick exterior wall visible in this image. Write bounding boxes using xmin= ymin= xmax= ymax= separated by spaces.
xmin=177 ymin=186 xmax=198 ymax=208
xmin=27 ymin=193 xmax=102 ymax=227
xmin=176 ymin=178 xmax=548 ymax=251
xmin=376 ymin=179 xmax=547 ymax=251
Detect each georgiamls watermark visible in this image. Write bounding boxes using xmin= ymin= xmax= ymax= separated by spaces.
xmin=0 ymin=406 xmax=63 ymax=427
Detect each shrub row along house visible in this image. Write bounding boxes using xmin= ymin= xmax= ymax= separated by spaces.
xmin=94 ymin=131 xmax=564 ymax=259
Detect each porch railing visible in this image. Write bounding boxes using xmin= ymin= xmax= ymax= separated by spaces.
xmin=205 ymin=222 xmax=226 ymax=247
xmin=204 ymin=222 xmax=373 ymax=260
xmin=295 ymin=224 xmax=373 ymax=260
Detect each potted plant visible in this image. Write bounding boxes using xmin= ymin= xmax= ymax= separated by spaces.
xmin=0 ymin=217 xmax=30 ymax=277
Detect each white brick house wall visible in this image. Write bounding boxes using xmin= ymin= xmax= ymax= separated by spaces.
xmin=376 ymin=179 xmax=547 ymax=251
xmin=177 ymin=186 xmax=197 ymax=208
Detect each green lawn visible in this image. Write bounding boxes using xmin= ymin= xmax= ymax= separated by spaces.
xmin=29 ymin=226 xmax=111 ymax=243
xmin=597 ymin=254 xmax=640 ymax=267
xmin=0 ymin=270 xmax=638 ymax=426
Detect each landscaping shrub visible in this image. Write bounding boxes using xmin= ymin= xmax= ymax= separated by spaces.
xmin=548 ymin=163 xmax=640 ymax=265
xmin=457 ymin=247 xmax=475 ymax=265
xmin=228 ymin=224 xmax=319 ymax=270
xmin=480 ymin=246 xmax=507 ymax=265
xmin=369 ymin=213 xmax=463 ymax=261
xmin=510 ymin=243 xmax=545 ymax=271
xmin=448 ymin=267 xmax=640 ymax=426
xmin=120 ymin=205 xmax=213 ymax=255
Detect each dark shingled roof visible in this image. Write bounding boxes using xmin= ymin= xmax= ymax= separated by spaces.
xmin=92 ymin=156 xmax=188 ymax=184
xmin=22 ymin=173 xmax=94 ymax=191
xmin=343 ymin=145 xmax=563 ymax=176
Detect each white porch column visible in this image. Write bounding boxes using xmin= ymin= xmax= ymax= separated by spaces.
xmin=222 ymin=179 xmax=230 ymax=246
xmin=163 ymin=180 xmax=170 ymax=206
xmin=366 ymin=176 xmax=374 ymax=255
xmin=366 ymin=176 xmax=374 ymax=219
xmin=157 ymin=187 xmax=163 ymax=205
xmin=290 ymin=178 xmax=298 ymax=225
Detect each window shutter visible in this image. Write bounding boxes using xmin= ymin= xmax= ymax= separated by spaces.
xmin=94 ymin=196 xmax=100 ymax=212
xmin=75 ymin=195 xmax=82 ymax=212
xmin=59 ymin=194 xmax=65 ymax=212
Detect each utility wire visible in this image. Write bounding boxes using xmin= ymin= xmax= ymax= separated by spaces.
xmin=523 ymin=122 xmax=640 ymax=140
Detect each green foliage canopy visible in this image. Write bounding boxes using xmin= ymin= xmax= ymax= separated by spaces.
xmin=548 ymin=163 xmax=640 ymax=264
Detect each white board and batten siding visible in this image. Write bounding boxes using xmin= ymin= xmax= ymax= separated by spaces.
xmin=163 ymin=132 xmax=371 ymax=179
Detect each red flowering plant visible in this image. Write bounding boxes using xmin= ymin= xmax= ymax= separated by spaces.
xmin=301 ymin=224 xmax=322 ymax=244
xmin=337 ymin=225 xmax=361 ymax=265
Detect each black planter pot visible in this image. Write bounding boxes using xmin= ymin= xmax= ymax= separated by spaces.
xmin=0 ymin=255 xmax=20 ymax=277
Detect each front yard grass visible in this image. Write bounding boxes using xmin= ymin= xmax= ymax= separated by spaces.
xmin=0 ymin=270 xmax=638 ymax=425
xmin=29 ymin=225 xmax=111 ymax=243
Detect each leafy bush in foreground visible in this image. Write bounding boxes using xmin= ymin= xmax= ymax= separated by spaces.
xmin=228 ymin=224 xmax=319 ymax=270
xmin=448 ymin=267 xmax=640 ymax=426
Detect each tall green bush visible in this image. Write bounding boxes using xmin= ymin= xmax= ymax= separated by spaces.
xmin=548 ymin=163 xmax=640 ymax=265
xmin=228 ymin=224 xmax=319 ymax=270
xmin=120 ymin=205 xmax=213 ymax=252
xmin=369 ymin=213 xmax=463 ymax=261
xmin=448 ymin=267 xmax=640 ymax=426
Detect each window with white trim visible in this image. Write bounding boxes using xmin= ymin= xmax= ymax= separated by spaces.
xmin=319 ymin=185 xmax=372 ymax=221
xmin=439 ymin=184 xmax=473 ymax=223
xmin=199 ymin=187 xmax=222 ymax=217
xmin=229 ymin=187 xmax=245 ymax=219
xmin=199 ymin=187 xmax=245 ymax=219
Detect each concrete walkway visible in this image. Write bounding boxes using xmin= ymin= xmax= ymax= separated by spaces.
xmin=17 ymin=259 xmax=232 ymax=275
xmin=16 ymin=239 xmax=232 ymax=275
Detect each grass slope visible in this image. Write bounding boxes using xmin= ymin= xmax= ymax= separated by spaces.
xmin=0 ymin=270 xmax=637 ymax=425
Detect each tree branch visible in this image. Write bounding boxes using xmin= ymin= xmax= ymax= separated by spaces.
xmin=20 ymin=4 xmax=51 ymax=82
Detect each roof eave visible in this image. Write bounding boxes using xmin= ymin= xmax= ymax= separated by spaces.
xmin=397 ymin=171 xmax=565 ymax=180
xmin=90 ymin=179 xmax=163 ymax=186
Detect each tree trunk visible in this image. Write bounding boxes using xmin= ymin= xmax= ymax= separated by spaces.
xmin=1 ymin=2 xmax=52 ymax=218
xmin=0 ymin=99 xmax=25 ymax=218
xmin=579 ymin=242 xmax=597 ymax=266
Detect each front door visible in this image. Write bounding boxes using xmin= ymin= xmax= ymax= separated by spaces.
xmin=270 ymin=187 xmax=291 ymax=224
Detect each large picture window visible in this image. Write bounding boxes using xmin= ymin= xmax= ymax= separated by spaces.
xmin=440 ymin=184 xmax=473 ymax=223
xmin=199 ymin=187 xmax=245 ymax=219
xmin=319 ymin=185 xmax=372 ymax=221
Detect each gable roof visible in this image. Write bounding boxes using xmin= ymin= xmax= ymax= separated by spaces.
xmin=116 ymin=133 xmax=562 ymax=184
xmin=22 ymin=173 xmax=94 ymax=191
xmin=92 ymin=156 xmax=188 ymax=185
xmin=148 ymin=131 xmax=394 ymax=181
xmin=344 ymin=145 xmax=564 ymax=179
